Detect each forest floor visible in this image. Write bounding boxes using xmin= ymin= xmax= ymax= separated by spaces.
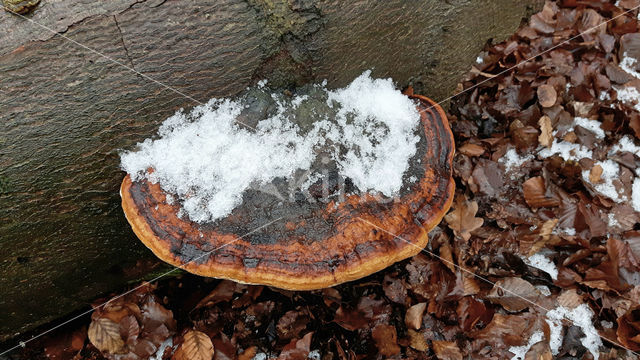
xmin=7 ymin=0 xmax=640 ymax=359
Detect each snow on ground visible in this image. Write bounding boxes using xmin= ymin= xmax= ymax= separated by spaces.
xmin=509 ymin=330 xmax=544 ymax=360
xmin=500 ymin=148 xmax=533 ymax=173
xmin=121 ymin=71 xmax=420 ymax=223
xmin=545 ymin=304 xmax=603 ymax=359
xmin=581 ymin=160 xmax=627 ymax=203
xmin=524 ymin=253 xmax=558 ymax=280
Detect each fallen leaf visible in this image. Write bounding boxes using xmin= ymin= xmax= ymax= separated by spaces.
xmin=523 ymin=177 xmax=559 ymax=208
xmin=537 ymin=84 xmax=557 ymax=107
xmin=538 ymin=116 xmax=553 ymax=148
xmin=459 ymin=143 xmax=485 ymax=157
xmin=432 ymin=340 xmax=463 ymax=360
xmin=174 ymin=330 xmax=214 ymax=360
xmin=589 ymin=164 xmax=603 ymax=184
xmin=371 ymin=324 xmax=401 ymax=357
xmin=486 ymin=277 xmax=541 ymax=312
xmin=405 ymin=303 xmax=427 ymax=330
xmin=407 ymin=329 xmax=429 ymax=352
xmin=445 ymin=196 xmax=484 ymax=241
xmin=88 ymin=318 xmax=125 ymax=354
xmin=279 ymin=332 xmax=313 ymax=360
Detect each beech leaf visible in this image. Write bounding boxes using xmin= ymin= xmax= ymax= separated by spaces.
xmin=88 ymin=318 xmax=125 ymax=354
xmin=175 ymin=330 xmax=214 ymax=360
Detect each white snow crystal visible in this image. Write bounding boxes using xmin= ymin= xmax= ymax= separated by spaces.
xmin=610 ymin=135 xmax=640 ymax=157
xmin=545 ymin=304 xmax=603 ymax=359
xmin=608 ymin=213 xmax=619 ymax=228
xmin=538 ymin=138 xmax=593 ymax=161
xmin=633 ymin=178 xmax=640 ymax=212
xmin=476 ymin=56 xmax=483 ymax=64
xmin=509 ymin=330 xmax=544 ymax=360
xmin=581 ymin=160 xmax=627 ymax=203
xmin=308 ymin=350 xmax=321 ymax=360
xmin=150 ymin=337 xmax=173 ymax=360
xmin=501 ymin=148 xmax=534 ymax=172
xmin=620 ymin=53 xmax=640 ymax=80
xmin=615 ymin=85 xmax=640 ymax=113
xmin=599 ymin=91 xmax=610 ymax=101
xmin=252 ymin=353 xmax=268 ymax=360
xmin=525 ymin=253 xmax=558 ymax=280
xmin=121 ymin=71 xmax=420 ymax=223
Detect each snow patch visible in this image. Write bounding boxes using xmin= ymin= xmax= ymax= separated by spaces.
xmin=500 ymin=148 xmax=534 ymax=172
xmin=509 ymin=331 xmax=544 ymax=360
xmin=573 ymin=117 xmax=605 ymax=139
xmin=633 ymin=178 xmax=640 ymax=212
xmin=121 ymin=71 xmax=421 ymax=223
xmin=581 ymin=160 xmax=627 ymax=203
xmin=525 ymin=253 xmax=558 ymax=280
xmin=150 ymin=337 xmax=173 ymax=360
xmin=545 ymin=304 xmax=603 ymax=359
xmin=538 ymin=138 xmax=592 ymax=161
xmin=615 ymin=85 xmax=640 ymax=113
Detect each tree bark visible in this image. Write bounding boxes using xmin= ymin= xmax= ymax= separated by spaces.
xmin=0 ymin=0 xmax=542 ymax=339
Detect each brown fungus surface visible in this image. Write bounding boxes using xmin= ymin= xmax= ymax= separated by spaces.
xmin=120 ymin=94 xmax=454 ymax=290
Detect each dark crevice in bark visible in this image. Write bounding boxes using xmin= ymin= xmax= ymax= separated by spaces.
xmin=113 ymin=15 xmax=135 ymax=70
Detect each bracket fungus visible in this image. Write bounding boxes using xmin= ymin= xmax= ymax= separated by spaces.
xmin=120 ymin=76 xmax=454 ymax=290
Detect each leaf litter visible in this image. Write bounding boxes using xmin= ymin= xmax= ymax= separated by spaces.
xmin=10 ymin=1 xmax=640 ymax=359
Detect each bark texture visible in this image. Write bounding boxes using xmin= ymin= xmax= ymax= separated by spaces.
xmin=0 ymin=0 xmax=542 ymax=339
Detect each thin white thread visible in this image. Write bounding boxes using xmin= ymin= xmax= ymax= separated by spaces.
xmin=357 ymin=217 xmax=640 ymax=356
xmin=0 ymin=216 xmax=283 ymax=356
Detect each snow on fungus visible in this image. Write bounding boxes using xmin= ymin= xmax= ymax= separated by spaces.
xmin=119 ymin=72 xmax=456 ymax=290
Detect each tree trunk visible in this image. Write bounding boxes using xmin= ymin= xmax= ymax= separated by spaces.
xmin=0 ymin=0 xmax=542 ymax=339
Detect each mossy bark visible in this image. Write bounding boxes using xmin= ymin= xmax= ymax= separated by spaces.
xmin=0 ymin=0 xmax=542 ymax=339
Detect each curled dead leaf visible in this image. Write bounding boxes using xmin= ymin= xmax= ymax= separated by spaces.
xmin=538 ymin=116 xmax=553 ymax=148
xmin=405 ymin=303 xmax=427 ymax=330
xmin=523 ymin=177 xmax=559 ymax=208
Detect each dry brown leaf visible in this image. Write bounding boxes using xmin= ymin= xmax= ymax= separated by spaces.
xmin=174 ymin=330 xmax=214 ymax=360
xmin=405 ymin=303 xmax=427 ymax=330
xmin=557 ymin=289 xmax=583 ymax=309
xmin=523 ymin=177 xmax=559 ymax=208
xmin=486 ymin=277 xmax=540 ymax=312
xmin=538 ymin=116 xmax=553 ymax=148
xmin=432 ymin=340 xmax=463 ymax=360
xmin=407 ymin=329 xmax=429 ymax=352
xmin=371 ymin=324 xmax=401 ymax=357
xmin=445 ymin=197 xmax=484 ymax=241
xmin=589 ymin=164 xmax=603 ymax=184
xmin=88 ymin=318 xmax=125 ymax=354
xmin=537 ymin=85 xmax=557 ymax=107
xmin=525 ymin=341 xmax=553 ymax=360
xmin=459 ymin=143 xmax=485 ymax=157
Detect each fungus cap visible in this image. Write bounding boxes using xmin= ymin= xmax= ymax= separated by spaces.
xmin=120 ymin=94 xmax=454 ymax=290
